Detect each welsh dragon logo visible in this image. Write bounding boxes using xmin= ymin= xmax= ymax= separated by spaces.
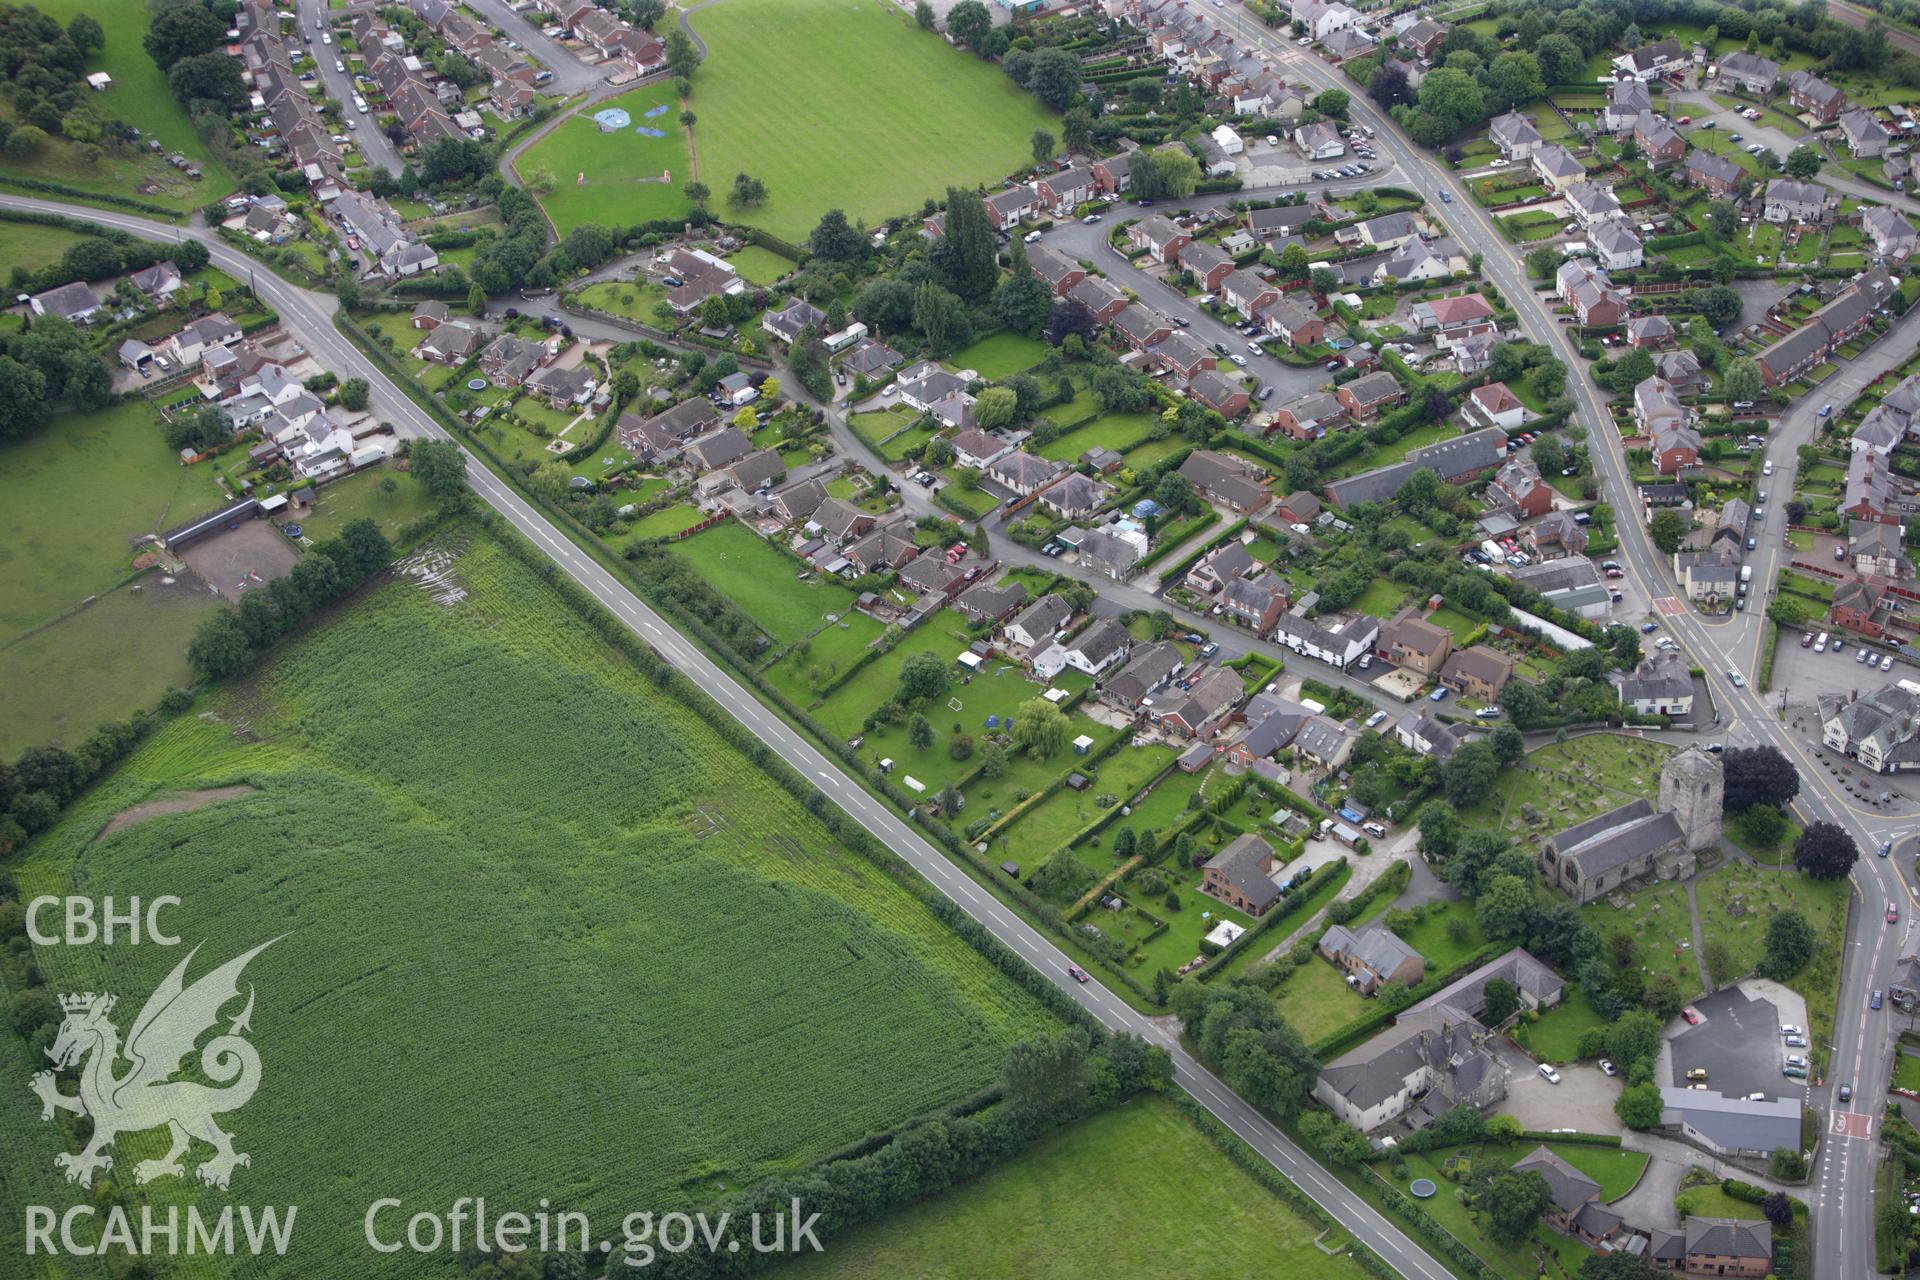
xmin=30 ymin=940 xmax=277 ymax=1191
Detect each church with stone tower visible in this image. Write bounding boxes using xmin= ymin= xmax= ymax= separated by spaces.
xmin=1538 ymin=745 xmax=1724 ymax=905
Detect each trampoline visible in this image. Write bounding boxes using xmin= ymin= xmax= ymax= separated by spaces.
xmin=1409 ymin=1179 xmax=1438 ymax=1199
xmin=593 ymin=106 xmax=632 ymax=132
xmin=467 ymin=378 xmax=488 ymax=391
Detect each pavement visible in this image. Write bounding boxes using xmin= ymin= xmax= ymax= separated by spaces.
xmin=0 ymin=191 xmax=1463 ymax=1280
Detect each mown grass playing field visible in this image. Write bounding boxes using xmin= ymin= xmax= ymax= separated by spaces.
xmin=684 ymin=0 xmax=1054 ymax=243
xmin=780 ymin=1095 xmax=1378 ymax=1280
xmin=517 ymin=81 xmax=691 ymax=237
xmin=4 ymin=529 xmax=1056 ymax=1277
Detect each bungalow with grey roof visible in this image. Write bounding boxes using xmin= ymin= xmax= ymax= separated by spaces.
xmin=1101 ymin=640 xmax=1182 ymax=712
xmin=1038 ymin=472 xmax=1109 ymax=520
xmin=29 ymin=281 xmax=100 ymax=323
xmin=1005 ymin=594 xmax=1072 ymax=650
xmin=986 ymin=450 xmax=1059 ymax=495
xmin=1319 ymin=924 xmax=1425 ymax=994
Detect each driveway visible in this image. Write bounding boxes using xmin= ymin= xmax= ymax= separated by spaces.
xmin=1669 ymin=984 xmax=1789 ymax=1099
xmin=1492 ymin=1040 xmax=1625 ymax=1133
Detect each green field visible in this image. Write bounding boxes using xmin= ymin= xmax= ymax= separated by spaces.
xmin=0 ymin=401 xmax=226 ymax=645
xmin=1 ymin=0 xmax=237 ymax=209
xmin=782 ymin=1095 xmax=1376 ymax=1280
xmin=1 ymin=529 xmax=1056 ymax=1276
xmin=0 ymin=218 xmax=95 ymax=274
xmin=0 ymin=571 xmax=214 ymax=756
xmin=684 ymin=0 xmax=1055 ymax=243
xmin=672 ymin=519 xmax=861 ymax=645
xmin=517 ymin=82 xmax=691 ymax=237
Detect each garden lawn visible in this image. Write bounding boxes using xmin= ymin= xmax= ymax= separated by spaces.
xmin=1037 ymin=411 xmax=1158 ymax=460
xmin=1393 ymin=900 xmax=1485 ymax=974
xmin=0 ymin=401 xmax=226 ymax=646
xmin=620 ymin=503 xmax=705 ymax=541
xmin=952 ymin=332 xmax=1049 ymax=379
xmin=1386 ymin=1150 xmax=1592 ymax=1280
xmin=1675 ymin=1183 xmax=1767 ymax=1220
xmin=781 ymin=1095 xmax=1377 ymax=1280
xmin=2 ymin=529 xmax=1058 ymax=1277
xmin=1354 ymin=576 xmax=1411 ymax=618
xmin=1275 ymin=956 xmax=1370 ymax=1043
xmin=762 ymin=610 xmax=886 ymax=706
xmin=576 ymin=279 xmax=671 ymax=323
xmin=2 ymin=0 xmax=237 ymax=210
xmin=286 ymin=464 xmax=437 ymax=544
xmin=1895 ymin=1053 xmax=1920 ymax=1095
xmin=518 ymin=82 xmax=691 ymax=237
xmin=1515 ymin=985 xmax=1609 ymax=1064
xmin=672 ymin=520 xmax=861 ymax=645
xmin=862 ymin=671 xmax=1104 ymax=803
xmin=812 ymin=608 xmax=977 ymax=739
xmin=726 ymin=244 xmax=795 ymax=286
xmin=850 ymin=405 xmax=935 ymax=462
xmin=684 ymin=0 xmax=1054 ymax=244
xmin=1003 ymin=740 xmax=1178 ymax=873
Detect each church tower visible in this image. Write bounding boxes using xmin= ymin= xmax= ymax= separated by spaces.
xmin=1659 ymin=746 xmax=1724 ymax=852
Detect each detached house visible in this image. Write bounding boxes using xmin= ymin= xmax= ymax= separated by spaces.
xmin=1335 ymin=372 xmax=1405 ymax=421
xmin=1006 ymin=594 xmax=1072 ymax=651
xmin=1200 ymin=834 xmax=1281 ymax=917
xmin=1489 ymin=111 xmax=1542 ymax=158
xmin=1319 ymin=924 xmax=1425 ymax=995
xmin=1492 ymin=456 xmax=1553 ymax=515
xmin=1438 ymin=645 xmax=1516 ymax=701
xmin=1314 ymin=1004 xmax=1503 ymax=1131
xmin=1378 ymin=607 xmax=1454 ymax=676
xmin=1532 ymin=144 xmax=1586 ymax=191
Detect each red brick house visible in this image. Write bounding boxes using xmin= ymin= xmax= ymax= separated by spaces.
xmin=1128 ymin=214 xmax=1191 ymax=264
xmin=1188 ymin=370 xmax=1251 ymax=418
xmin=1335 ymin=371 xmax=1406 ymax=421
xmin=1177 ymin=239 xmax=1236 ymax=293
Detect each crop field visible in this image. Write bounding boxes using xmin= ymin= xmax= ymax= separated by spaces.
xmin=0 ymin=571 xmax=214 ymax=755
xmin=0 ymin=401 xmax=226 ymax=646
xmin=3 ymin=531 xmax=1056 ymax=1277
xmin=781 ymin=1095 xmax=1376 ymax=1280
xmin=672 ymin=520 xmax=862 ymax=645
xmin=4 ymin=0 xmax=237 ymax=209
xmin=518 ymin=81 xmax=691 ymax=237
xmin=684 ymin=0 xmax=1055 ymax=243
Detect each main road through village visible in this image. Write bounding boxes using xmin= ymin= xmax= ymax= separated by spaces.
xmin=0 ymin=190 xmax=1462 ymax=1280
xmin=15 ymin=17 xmax=1918 ymax=1267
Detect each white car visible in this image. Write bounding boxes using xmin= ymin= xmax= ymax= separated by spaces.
xmin=1538 ymin=1064 xmax=1562 ymax=1085
xmin=1297 ymin=35 xmax=1312 ymax=45
xmin=1265 ymin=134 xmax=1279 ymax=147
xmin=1229 ymin=353 xmax=1248 ymax=367
xmin=320 ymin=30 xmax=331 ymax=44
xmin=1727 ymin=669 xmax=1746 ymax=688
xmin=1023 ymin=229 xmax=1042 ymax=243
xmin=1763 ymin=461 xmax=1774 ymax=475
xmin=335 ymin=60 xmax=345 ymax=73
xmin=1490 ymin=158 xmax=1510 ymax=168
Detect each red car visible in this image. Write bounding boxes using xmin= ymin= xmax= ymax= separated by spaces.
xmin=1682 ymin=1007 xmax=1703 ymax=1025
xmin=1890 ymin=901 xmax=1901 ymax=924
xmin=1067 ymin=965 xmax=1089 ymax=983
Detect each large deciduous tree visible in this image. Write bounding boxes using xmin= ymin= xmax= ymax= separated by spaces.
xmin=1722 ymin=745 xmax=1799 ymax=813
xmin=1794 ymin=821 xmax=1857 ymax=880
xmin=1481 ymin=1169 xmax=1553 ymax=1244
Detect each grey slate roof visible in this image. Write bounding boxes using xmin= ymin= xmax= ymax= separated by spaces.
xmin=1203 ymin=833 xmax=1280 ymax=912
xmin=1411 ymin=947 xmax=1565 ymax=1018
xmin=1512 ymin=1146 xmax=1600 ymax=1214
xmin=1686 ymin=1218 xmax=1771 ymax=1261
xmin=1544 ymin=798 xmax=1683 ymax=879
xmin=1660 ymin=1087 xmax=1802 ymax=1153
xmin=1320 ymin=923 xmax=1423 ymax=979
